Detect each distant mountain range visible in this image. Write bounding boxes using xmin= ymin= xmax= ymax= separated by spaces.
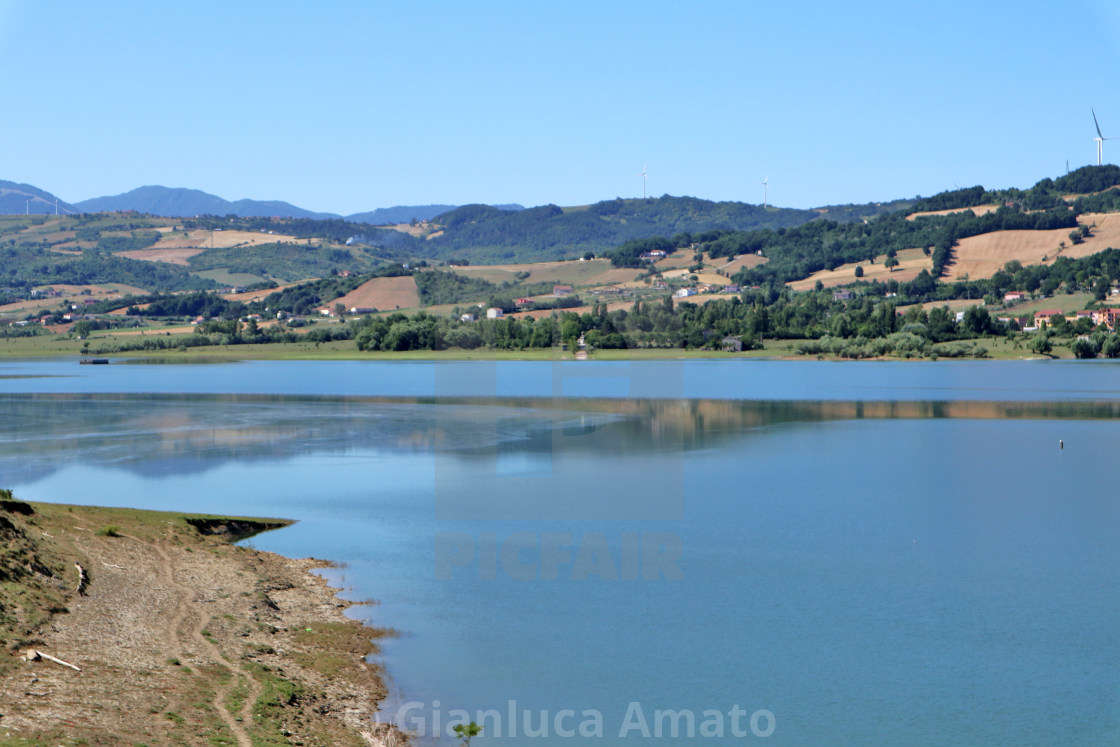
xmin=73 ymin=186 xmax=338 ymax=220
xmin=0 ymin=181 xmax=524 ymax=224
xmin=0 ymin=177 xmax=919 ymax=265
xmin=0 ymin=180 xmax=78 ymax=215
xmin=347 ymin=204 xmax=525 ymax=224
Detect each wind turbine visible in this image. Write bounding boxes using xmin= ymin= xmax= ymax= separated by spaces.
xmin=1093 ymin=108 xmax=1116 ymax=166
xmin=637 ymin=165 xmax=648 ymax=199
xmin=761 ymin=175 xmax=769 ymax=208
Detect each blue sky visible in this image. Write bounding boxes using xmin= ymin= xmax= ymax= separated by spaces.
xmin=2 ymin=0 xmax=1119 ymax=214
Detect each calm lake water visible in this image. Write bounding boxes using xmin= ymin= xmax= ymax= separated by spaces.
xmin=3 ymin=358 xmax=1120 ymax=745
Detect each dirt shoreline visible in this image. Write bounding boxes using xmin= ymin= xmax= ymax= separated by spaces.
xmin=0 ymin=501 xmax=408 ymax=746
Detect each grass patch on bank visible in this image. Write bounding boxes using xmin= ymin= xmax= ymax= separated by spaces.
xmin=1 ymin=328 xmax=1092 ymax=361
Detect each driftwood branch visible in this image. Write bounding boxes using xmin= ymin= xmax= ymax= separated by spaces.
xmin=75 ymin=563 xmax=88 ymax=596
xmin=25 ymin=649 xmax=81 ymax=672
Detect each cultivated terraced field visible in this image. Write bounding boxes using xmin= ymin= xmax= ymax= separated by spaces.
xmin=334 ymin=275 xmax=420 ymax=311
xmin=906 ymin=204 xmax=1000 ymax=221
xmin=943 ymin=213 xmax=1120 ymax=281
xmin=788 ymin=248 xmax=932 ymax=290
xmin=449 ymin=258 xmax=642 ymax=287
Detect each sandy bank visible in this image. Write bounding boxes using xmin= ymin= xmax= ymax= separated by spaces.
xmin=0 ymin=500 xmax=407 ymax=746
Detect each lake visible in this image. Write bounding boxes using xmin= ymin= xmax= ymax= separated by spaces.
xmin=3 ymin=357 xmax=1120 ymax=745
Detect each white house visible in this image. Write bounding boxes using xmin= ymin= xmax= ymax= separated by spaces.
xmin=486 ymin=307 xmax=504 ymax=319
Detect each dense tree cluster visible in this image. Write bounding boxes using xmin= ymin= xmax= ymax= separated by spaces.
xmin=92 ymin=231 xmax=162 ymax=254
xmin=128 ymin=292 xmax=246 ymax=319
xmin=713 ymin=205 xmax=1079 ymax=289
xmin=413 ymin=269 xmax=497 ymax=305
xmin=0 ymin=245 xmax=217 ymax=291
xmin=185 ymin=242 xmax=370 ymax=281
xmin=909 ymin=166 xmax=1120 ymax=213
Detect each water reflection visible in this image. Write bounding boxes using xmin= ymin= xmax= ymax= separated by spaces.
xmin=3 ymin=393 xmax=1119 ymax=485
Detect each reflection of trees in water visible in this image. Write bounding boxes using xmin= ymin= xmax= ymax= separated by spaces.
xmin=3 ymin=393 xmax=1120 ymax=481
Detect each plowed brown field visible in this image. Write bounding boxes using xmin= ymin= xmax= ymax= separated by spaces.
xmin=334 ymin=275 xmax=420 ymax=311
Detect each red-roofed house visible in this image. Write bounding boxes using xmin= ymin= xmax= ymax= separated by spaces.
xmin=1034 ymin=309 xmax=1064 ymax=328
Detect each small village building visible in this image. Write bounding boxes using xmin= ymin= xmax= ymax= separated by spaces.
xmin=722 ymin=336 xmax=743 ymax=352
xmin=1033 ymin=309 xmax=1063 ymax=328
xmin=1092 ymin=307 xmax=1120 ymax=329
xmin=460 ymin=313 xmax=477 ymax=323
xmin=1004 ymin=291 xmax=1026 ymax=303
xmin=674 ymin=288 xmax=696 ymax=298
xmin=486 ymin=307 xmax=504 ymax=319
xmin=553 ymin=285 xmax=574 ymax=297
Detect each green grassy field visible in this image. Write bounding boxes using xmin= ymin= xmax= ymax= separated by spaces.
xmin=2 ymin=330 xmax=1078 ymax=362
xmin=1000 ymin=292 xmax=1096 ymax=318
xmin=191 ymin=268 xmax=268 ymax=287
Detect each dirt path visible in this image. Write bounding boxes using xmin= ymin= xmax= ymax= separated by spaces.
xmin=0 ymin=502 xmax=405 ymax=746
xmin=151 ymin=538 xmax=251 ymax=746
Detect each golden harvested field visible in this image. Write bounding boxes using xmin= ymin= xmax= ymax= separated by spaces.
xmin=383 ymin=223 xmax=430 ymax=237
xmin=895 ymin=298 xmax=986 ymax=314
xmin=153 ymin=229 xmax=303 ymax=249
xmin=1063 ymin=187 xmax=1120 ymax=202
xmin=694 ymin=271 xmax=732 ymax=285
xmin=335 ymin=275 xmax=420 ymax=311
xmin=449 ymin=259 xmax=642 ymax=287
xmin=906 ymin=204 xmax=1000 ymax=221
xmin=714 ymin=254 xmax=768 ymax=274
xmin=942 ymin=213 xmax=1120 ymax=281
xmin=113 ymin=247 xmax=205 ymax=265
xmin=675 ymin=292 xmax=741 ymax=307
xmin=108 ymin=303 xmax=149 ymax=315
xmin=105 ymin=325 xmax=195 ymax=336
xmin=654 ymin=251 xmax=693 ymax=270
xmin=509 ymin=301 xmax=634 ymax=320
xmin=788 ymin=248 xmax=932 ymax=291
xmin=221 ymin=282 xmax=305 ymax=303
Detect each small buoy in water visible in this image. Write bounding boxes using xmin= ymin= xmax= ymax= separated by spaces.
xmin=1060 ymin=440 xmax=1064 ymax=449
